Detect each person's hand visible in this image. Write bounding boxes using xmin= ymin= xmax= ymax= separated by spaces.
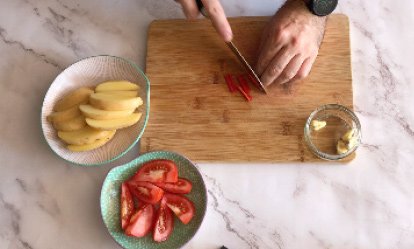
xmin=255 ymin=0 xmax=326 ymax=87
xmin=175 ymin=0 xmax=233 ymax=42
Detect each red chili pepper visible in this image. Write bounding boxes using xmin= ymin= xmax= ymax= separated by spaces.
xmin=224 ymin=74 xmax=237 ymax=93
xmin=236 ymin=84 xmax=253 ymax=102
xmin=237 ymin=75 xmax=251 ymax=94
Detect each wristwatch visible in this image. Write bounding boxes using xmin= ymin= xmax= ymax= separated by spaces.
xmin=304 ymin=0 xmax=338 ymax=16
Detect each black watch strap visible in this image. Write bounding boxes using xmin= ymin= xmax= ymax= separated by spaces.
xmin=307 ymin=0 xmax=338 ymax=16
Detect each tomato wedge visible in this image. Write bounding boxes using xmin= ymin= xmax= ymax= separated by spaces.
xmin=154 ymin=178 xmax=193 ymax=194
xmin=132 ymin=159 xmax=178 ymax=183
xmin=153 ymin=198 xmax=174 ymax=242
xmin=125 ymin=204 xmax=154 ymax=237
xmin=120 ymin=183 xmax=135 ymax=230
xmin=127 ymin=181 xmax=164 ymax=204
xmin=164 ymin=193 xmax=195 ymax=224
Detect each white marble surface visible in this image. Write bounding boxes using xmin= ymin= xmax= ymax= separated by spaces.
xmin=1 ymin=0 xmax=414 ymax=248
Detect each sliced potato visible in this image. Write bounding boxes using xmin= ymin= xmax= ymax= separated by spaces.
xmin=90 ymin=93 xmax=143 ymax=111
xmin=54 ymin=87 xmax=94 ymax=111
xmin=47 ymin=105 xmax=81 ymax=123
xmin=67 ymin=130 xmax=116 ymax=152
xmin=79 ymin=104 xmax=135 ymax=120
xmin=86 ymin=113 xmax=142 ymax=130
xmin=53 ymin=115 xmax=86 ymax=131
xmin=97 ymin=91 xmax=138 ymax=98
xmin=95 ymin=81 xmax=139 ymax=92
xmin=58 ymin=126 xmax=115 ymax=145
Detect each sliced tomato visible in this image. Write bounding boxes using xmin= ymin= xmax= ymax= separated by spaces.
xmin=153 ymin=198 xmax=174 ymax=242
xmin=127 ymin=181 xmax=164 ymax=204
xmin=164 ymin=193 xmax=195 ymax=224
xmin=125 ymin=204 xmax=154 ymax=237
xmin=132 ymin=159 xmax=178 ymax=183
xmin=154 ymin=178 xmax=193 ymax=194
xmin=120 ymin=182 xmax=135 ymax=230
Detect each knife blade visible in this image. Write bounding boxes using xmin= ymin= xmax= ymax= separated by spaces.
xmin=195 ymin=0 xmax=268 ymax=94
xmin=225 ymin=41 xmax=267 ymax=93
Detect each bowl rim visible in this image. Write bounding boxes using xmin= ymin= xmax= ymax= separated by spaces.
xmin=40 ymin=55 xmax=151 ymax=166
xmin=304 ymin=103 xmax=362 ymax=161
xmin=99 ymin=150 xmax=208 ymax=249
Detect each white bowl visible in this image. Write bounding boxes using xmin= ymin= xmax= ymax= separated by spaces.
xmin=41 ymin=55 xmax=150 ymax=166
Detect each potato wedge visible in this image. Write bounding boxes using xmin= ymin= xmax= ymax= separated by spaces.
xmin=47 ymin=105 xmax=81 ymax=123
xmin=54 ymin=87 xmax=94 ymax=111
xmin=67 ymin=130 xmax=116 ymax=152
xmin=58 ymin=126 xmax=115 ymax=145
xmin=95 ymin=81 xmax=139 ymax=92
xmin=86 ymin=113 xmax=142 ymax=130
xmin=79 ymin=104 xmax=135 ymax=120
xmin=53 ymin=115 xmax=86 ymax=131
xmin=97 ymin=91 xmax=138 ymax=98
xmin=90 ymin=93 xmax=143 ymax=111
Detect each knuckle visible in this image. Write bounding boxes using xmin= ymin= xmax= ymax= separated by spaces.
xmin=290 ymin=36 xmax=306 ymax=49
xmin=290 ymin=36 xmax=299 ymax=47
xmin=207 ymin=9 xmax=218 ymax=18
xmin=281 ymin=71 xmax=296 ymax=80
xmin=206 ymin=5 xmax=222 ymax=18
xmin=305 ymin=44 xmax=317 ymax=54
xmin=271 ymin=64 xmax=284 ymax=75
xmin=274 ymin=28 xmax=288 ymax=42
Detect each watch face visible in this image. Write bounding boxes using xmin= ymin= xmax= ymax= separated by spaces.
xmin=311 ymin=0 xmax=338 ymax=16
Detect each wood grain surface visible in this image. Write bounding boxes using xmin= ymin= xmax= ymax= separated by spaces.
xmin=142 ymin=14 xmax=354 ymax=162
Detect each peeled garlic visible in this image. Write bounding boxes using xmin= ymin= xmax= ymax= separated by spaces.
xmin=341 ymin=128 xmax=356 ymax=142
xmin=337 ymin=140 xmax=348 ymax=154
xmin=336 ymin=128 xmax=358 ymax=154
xmin=347 ymin=136 xmax=358 ymax=150
xmin=311 ymin=120 xmax=327 ymax=131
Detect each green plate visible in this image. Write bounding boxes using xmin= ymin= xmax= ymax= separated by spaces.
xmin=100 ymin=151 xmax=207 ymax=249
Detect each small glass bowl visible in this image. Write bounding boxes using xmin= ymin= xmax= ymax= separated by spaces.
xmin=304 ymin=104 xmax=361 ymax=161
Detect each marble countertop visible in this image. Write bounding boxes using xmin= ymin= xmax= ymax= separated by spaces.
xmin=1 ymin=0 xmax=414 ymax=248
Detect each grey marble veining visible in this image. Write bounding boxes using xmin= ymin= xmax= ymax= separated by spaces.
xmin=1 ymin=0 xmax=414 ymax=248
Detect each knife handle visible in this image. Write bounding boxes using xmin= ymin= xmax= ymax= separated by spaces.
xmin=195 ymin=0 xmax=209 ymax=17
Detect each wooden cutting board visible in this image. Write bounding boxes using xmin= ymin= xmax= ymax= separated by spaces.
xmin=142 ymin=14 xmax=354 ymax=162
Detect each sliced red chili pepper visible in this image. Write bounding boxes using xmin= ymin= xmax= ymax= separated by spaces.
xmin=236 ymin=84 xmax=253 ymax=102
xmin=237 ymin=75 xmax=251 ymax=94
xmin=224 ymin=74 xmax=237 ymax=93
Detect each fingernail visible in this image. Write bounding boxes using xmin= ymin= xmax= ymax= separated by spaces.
xmin=223 ymin=31 xmax=233 ymax=42
xmin=279 ymin=79 xmax=290 ymax=85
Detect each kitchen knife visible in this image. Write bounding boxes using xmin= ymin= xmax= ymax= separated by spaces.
xmin=195 ymin=0 xmax=268 ymax=94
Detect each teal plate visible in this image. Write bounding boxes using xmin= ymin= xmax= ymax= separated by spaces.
xmin=41 ymin=55 xmax=150 ymax=166
xmin=100 ymin=151 xmax=207 ymax=249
